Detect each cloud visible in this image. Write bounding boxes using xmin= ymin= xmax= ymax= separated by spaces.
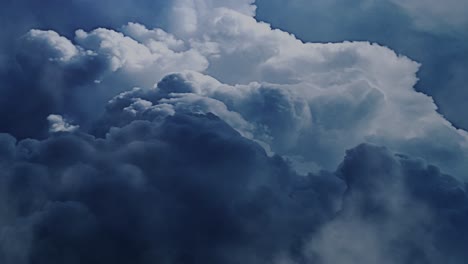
xmin=24 ymin=30 xmax=79 ymax=62
xmin=47 ymin=115 xmax=79 ymax=133
xmin=7 ymin=1 xmax=467 ymax=177
xmin=0 ymin=1 xmax=468 ymax=263
xmin=1 ymin=123 xmax=467 ymax=263
xmin=0 ymin=23 xmax=207 ymax=138
xmin=168 ymin=0 xmax=256 ymax=36
xmin=93 ymin=61 xmax=468 ymax=178
xmin=307 ymin=143 xmax=468 ymax=264
xmin=0 ymin=113 xmax=345 ymax=264
xmin=255 ymin=0 xmax=468 ymax=130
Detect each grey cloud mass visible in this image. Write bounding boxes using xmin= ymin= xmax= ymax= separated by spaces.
xmin=0 ymin=113 xmax=345 ymax=264
xmin=1 ymin=118 xmax=467 ymax=263
xmin=0 ymin=0 xmax=468 ymax=263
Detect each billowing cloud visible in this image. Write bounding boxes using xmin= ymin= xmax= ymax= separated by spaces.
xmin=0 ymin=114 xmax=345 ymax=264
xmin=1 ymin=124 xmax=467 ymax=263
xmin=256 ymin=0 xmax=468 ymax=132
xmin=47 ymin=114 xmax=79 ymax=133
xmin=308 ymin=144 xmax=468 ymax=264
xmin=0 ymin=0 xmax=468 ymax=263
xmin=54 ymin=10 xmax=468 ymax=176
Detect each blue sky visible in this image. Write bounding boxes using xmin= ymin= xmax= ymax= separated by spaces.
xmin=1 ymin=1 xmax=468 ymax=263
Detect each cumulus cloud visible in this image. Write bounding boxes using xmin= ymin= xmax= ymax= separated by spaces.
xmin=74 ymin=25 xmax=208 ymax=76
xmin=3 ymin=0 xmax=468 ymax=176
xmin=0 ymin=22 xmax=208 ymax=138
xmin=0 ymin=114 xmax=345 ymax=264
xmin=255 ymin=0 xmax=468 ymax=130
xmin=169 ymin=0 xmax=256 ymax=36
xmin=24 ymin=30 xmax=80 ymax=62
xmin=0 ymin=0 xmax=468 ymax=263
xmin=90 ymin=45 xmax=468 ymax=178
xmin=47 ymin=114 xmax=79 ymax=133
xmin=308 ymin=144 xmax=468 ymax=264
xmin=1 ymin=122 xmax=467 ymax=263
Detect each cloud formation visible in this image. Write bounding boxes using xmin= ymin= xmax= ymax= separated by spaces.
xmin=1 ymin=124 xmax=467 ymax=263
xmin=0 ymin=0 xmax=467 ymax=263
xmin=0 ymin=113 xmax=345 ymax=264
xmin=9 ymin=4 xmax=468 ymax=176
xmin=47 ymin=115 xmax=79 ymax=133
xmin=309 ymin=144 xmax=468 ymax=264
xmin=256 ymin=0 xmax=468 ymax=129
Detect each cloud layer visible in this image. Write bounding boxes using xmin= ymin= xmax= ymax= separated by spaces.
xmin=1 ymin=122 xmax=467 ymax=263
xmin=0 ymin=113 xmax=345 ymax=264
xmin=1 ymin=0 xmax=468 ymax=263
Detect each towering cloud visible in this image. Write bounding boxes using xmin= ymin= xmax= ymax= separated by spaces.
xmin=0 ymin=0 xmax=467 ymax=263
xmin=255 ymin=0 xmax=468 ymax=130
xmin=9 ymin=5 xmax=468 ymax=176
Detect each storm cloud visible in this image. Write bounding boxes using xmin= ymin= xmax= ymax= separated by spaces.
xmin=1 ymin=118 xmax=467 ymax=263
xmin=1 ymin=0 xmax=468 ymax=263
xmin=0 ymin=113 xmax=345 ymax=264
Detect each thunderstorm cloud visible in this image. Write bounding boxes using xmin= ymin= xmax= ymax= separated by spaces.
xmin=0 ymin=0 xmax=467 ymax=263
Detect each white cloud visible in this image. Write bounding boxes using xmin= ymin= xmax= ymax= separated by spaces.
xmin=47 ymin=114 xmax=79 ymax=133
xmin=169 ymin=0 xmax=256 ymax=36
xmin=74 ymin=26 xmax=208 ymax=81
xmin=137 ymin=68 xmax=468 ymax=177
xmin=18 ymin=0 xmax=468 ymax=178
xmin=22 ymin=30 xmax=81 ymax=63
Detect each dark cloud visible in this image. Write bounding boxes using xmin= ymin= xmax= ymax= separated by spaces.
xmin=2 ymin=115 xmax=468 ymax=263
xmin=309 ymin=144 xmax=468 ymax=264
xmin=1 ymin=1 xmax=467 ymax=263
xmin=0 ymin=36 xmax=107 ymax=139
xmin=0 ymin=113 xmax=346 ymax=264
